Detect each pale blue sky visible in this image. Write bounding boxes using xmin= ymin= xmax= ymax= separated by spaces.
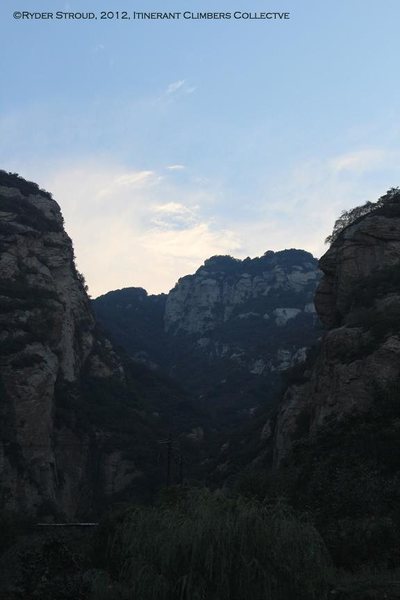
xmin=1 ymin=0 xmax=400 ymax=294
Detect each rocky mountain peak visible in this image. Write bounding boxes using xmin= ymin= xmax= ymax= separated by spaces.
xmin=165 ymin=249 xmax=319 ymax=335
xmin=315 ymin=190 xmax=400 ymax=327
xmin=94 ymin=247 xmax=321 ymax=427
xmin=0 ymin=172 xmax=97 ymax=382
xmin=0 ymin=172 xmax=179 ymax=518
xmin=274 ymin=188 xmax=400 ymax=465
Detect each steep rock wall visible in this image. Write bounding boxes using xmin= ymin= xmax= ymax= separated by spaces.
xmin=0 ymin=173 xmax=162 ymax=518
xmin=273 ymin=193 xmax=400 ymax=466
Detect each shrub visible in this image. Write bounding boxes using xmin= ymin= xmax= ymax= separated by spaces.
xmin=107 ymin=489 xmax=331 ymax=600
xmin=326 ymin=187 xmax=400 ymax=245
xmin=0 ymin=170 xmax=53 ymax=199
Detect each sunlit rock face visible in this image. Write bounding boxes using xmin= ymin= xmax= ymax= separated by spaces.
xmin=0 ymin=172 xmax=161 ymax=518
xmin=165 ymin=252 xmax=319 ymax=335
xmin=94 ymin=250 xmax=321 ymax=426
xmin=274 ymin=194 xmax=400 ymax=465
xmin=164 ymin=250 xmax=320 ymax=375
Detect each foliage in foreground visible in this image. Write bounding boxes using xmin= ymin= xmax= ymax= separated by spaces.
xmin=100 ymin=488 xmax=331 ymax=600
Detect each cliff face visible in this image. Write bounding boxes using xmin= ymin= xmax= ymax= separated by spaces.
xmin=0 ymin=172 xmax=182 ymax=518
xmin=165 ymin=251 xmax=318 ymax=344
xmin=273 ymin=191 xmax=400 ymax=466
xmin=94 ymin=250 xmax=321 ymax=426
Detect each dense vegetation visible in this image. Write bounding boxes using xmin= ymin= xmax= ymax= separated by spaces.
xmin=0 ymin=489 xmax=332 ymax=600
xmin=99 ymin=489 xmax=331 ymax=600
xmin=326 ymin=187 xmax=400 ymax=245
xmin=203 ymin=249 xmax=315 ymax=275
xmin=0 ymin=170 xmax=53 ymax=199
xmin=3 ymin=483 xmax=400 ymax=600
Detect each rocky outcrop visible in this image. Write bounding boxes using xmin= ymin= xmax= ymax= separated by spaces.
xmin=315 ymin=213 xmax=400 ymax=327
xmin=0 ymin=172 xmax=177 ymax=518
xmin=165 ymin=252 xmax=319 ymax=336
xmin=273 ymin=190 xmax=400 ymax=465
xmin=94 ymin=250 xmax=321 ymax=426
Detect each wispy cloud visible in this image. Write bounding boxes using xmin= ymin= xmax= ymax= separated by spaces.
xmin=239 ymin=146 xmax=400 ymax=261
xmin=151 ymin=202 xmax=199 ymax=229
xmin=32 ymin=161 xmax=238 ymax=296
xmin=166 ymin=80 xmax=185 ymax=95
xmin=141 ymin=223 xmax=241 ymax=262
xmin=96 ymin=170 xmax=158 ymax=199
xmin=166 ymin=164 xmax=185 ymax=171
xmin=152 ymin=201 xmax=194 ymax=215
xmin=330 ymin=148 xmax=388 ymax=173
xmin=156 ymin=80 xmax=196 ymax=104
xmin=165 ymin=80 xmax=196 ymax=96
xmin=115 ymin=171 xmax=155 ymax=186
xmin=3 ymin=139 xmax=400 ymax=298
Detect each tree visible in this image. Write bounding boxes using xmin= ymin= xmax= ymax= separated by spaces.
xmin=325 ymin=188 xmax=400 ymax=245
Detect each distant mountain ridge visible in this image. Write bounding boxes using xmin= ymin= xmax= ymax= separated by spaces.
xmin=94 ymin=249 xmax=322 ymax=427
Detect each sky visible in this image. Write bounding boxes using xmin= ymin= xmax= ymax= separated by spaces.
xmin=1 ymin=0 xmax=400 ymax=296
